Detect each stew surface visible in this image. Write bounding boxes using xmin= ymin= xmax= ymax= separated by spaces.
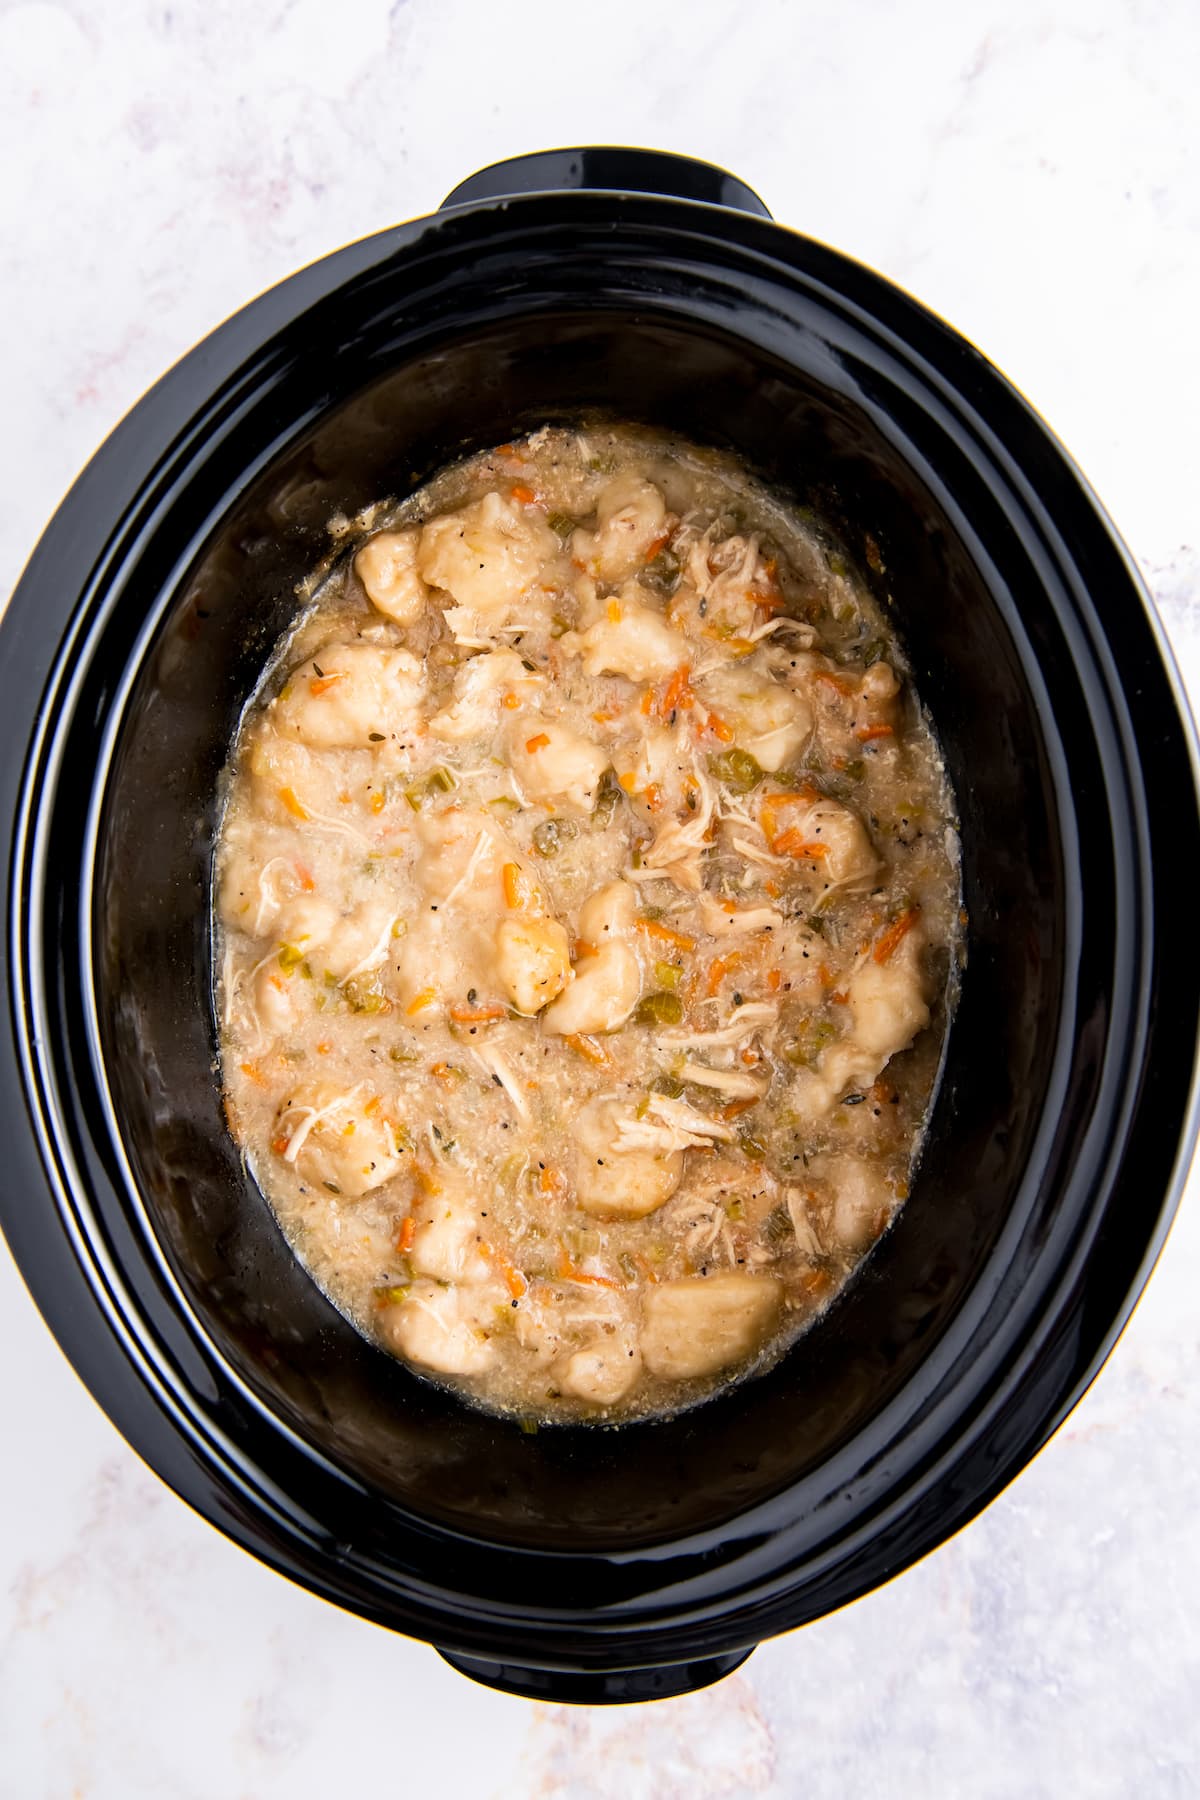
xmin=215 ymin=424 xmax=961 ymax=1423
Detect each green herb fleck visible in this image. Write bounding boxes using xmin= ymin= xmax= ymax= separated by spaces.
xmin=707 ymin=747 xmax=764 ymax=794
xmin=763 ymin=1205 xmax=793 ymax=1246
xmin=635 ymin=991 xmax=684 ymax=1027
xmin=781 ymin=1018 xmax=836 ymax=1067
xmin=533 ymin=817 xmax=580 ymax=857
xmin=642 ymin=547 xmax=682 ymax=597
xmin=592 ymin=768 xmax=622 ymax=829
xmin=374 ymin=1283 xmax=410 ymax=1305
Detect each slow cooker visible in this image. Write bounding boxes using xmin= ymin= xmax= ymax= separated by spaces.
xmin=2 ymin=147 xmax=1197 ymax=1703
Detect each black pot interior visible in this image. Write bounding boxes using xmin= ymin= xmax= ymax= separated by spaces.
xmin=91 ymin=309 xmax=1069 ymax=1550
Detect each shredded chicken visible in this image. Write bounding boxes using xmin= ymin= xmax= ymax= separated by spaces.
xmin=744 ymin=615 xmax=815 ymax=646
xmin=442 ymin=830 xmax=492 ymax=907
xmin=471 ymin=1041 xmax=532 ymax=1123
xmin=342 ymin=912 xmax=400 ymax=981
xmin=623 ymin=761 xmax=717 ymax=892
xmin=279 ymin=1084 xmax=366 ymax=1165
xmin=667 ymin=1197 xmax=735 ymax=1262
xmin=696 ymin=896 xmax=783 ymax=936
xmin=785 ymin=1188 xmax=824 ymax=1258
xmin=679 ymin=1061 xmax=770 ymax=1099
xmin=729 ymin=835 xmax=791 ymax=870
xmin=616 ymin=1093 xmax=737 ymax=1153
xmin=289 ymin=802 xmax=372 ymax=848
xmin=685 ymin=523 xmax=759 ymax=604
xmin=249 ymin=856 xmax=292 ymax=936
xmin=660 ymin=1001 xmax=778 ymax=1050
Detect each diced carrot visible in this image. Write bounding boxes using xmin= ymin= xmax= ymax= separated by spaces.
xmin=831 ymin=989 xmax=849 ymax=1005
xmin=502 ymin=862 xmax=536 ymax=909
xmin=618 ymin=772 xmax=638 ymax=793
xmin=759 ymin=788 xmax=818 ymax=843
xmin=363 ymin=1095 xmax=381 ymax=1116
xmin=295 ymin=863 xmax=315 ymax=891
xmin=279 ymin=785 xmax=308 ymax=820
xmin=510 ymin=483 xmax=537 ymax=505
xmin=873 ymin=907 xmax=920 ymax=964
xmin=632 ymin=1253 xmax=659 ymax=1285
xmin=660 ymin=663 xmax=691 ymax=717
xmin=767 ymin=968 xmax=782 ymax=993
xmin=765 ymin=879 xmax=781 ymax=898
xmin=644 ymin=782 xmax=663 ymax=811
xmin=487 ymin=1243 xmax=528 ymax=1301
xmin=449 ymin=1001 xmax=506 ymax=1023
xmin=564 ymin=1033 xmax=611 ymax=1067
xmin=856 ymin=722 xmax=894 ymax=742
xmin=814 ymin=670 xmax=854 ymax=697
xmin=525 ymin=732 xmax=550 ymax=753
xmin=370 ymin=791 xmax=386 ymax=814
xmin=606 ymin=598 xmax=623 ymax=623
xmin=556 ymin=1244 xmax=620 ymax=1289
xmin=271 ymin=1134 xmax=290 ymax=1155
xmin=309 ymin=673 xmax=344 ymax=697
xmin=406 ymin=987 xmax=437 ymax=1015
xmin=772 ymin=830 xmax=829 ymax=860
xmin=397 ymin=1215 xmax=416 ymax=1254
xmin=634 ymin=917 xmax=696 ymax=951
xmin=239 ymin=1061 xmax=268 ymax=1087
xmin=316 ymin=1040 xmax=331 ymax=1055
xmin=706 ymin=953 xmax=742 ymax=997
xmin=643 ymin=530 xmax=672 ymax=562
xmin=707 ymin=713 xmax=734 ymax=743
xmin=720 ymin=1097 xmax=759 ymax=1121
xmin=754 ymin=559 xmax=786 ymax=617
xmin=639 ymin=688 xmax=654 ymax=716
xmin=501 ymin=692 xmax=521 ymax=709
xmin=592 ymin=709 xmax=614 ymax=723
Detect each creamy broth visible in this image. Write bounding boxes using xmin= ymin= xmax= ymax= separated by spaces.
xmin=215 ymin=424 xmax=961 ymax=1423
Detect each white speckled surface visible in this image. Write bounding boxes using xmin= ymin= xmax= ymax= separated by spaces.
xmin=2 ymin=1 xmax=1199 ymax=1793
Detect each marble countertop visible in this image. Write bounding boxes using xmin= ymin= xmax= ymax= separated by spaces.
xmin=2 ymin=0 xmax=1198 ymax=1793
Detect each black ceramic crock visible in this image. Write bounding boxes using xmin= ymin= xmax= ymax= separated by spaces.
xmin=2 ymin=148 xmax=1198 ymax=1705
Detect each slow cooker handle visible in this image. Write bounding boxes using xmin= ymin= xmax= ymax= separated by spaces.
xmin=436 ymin=1643 xmax=754 ymax=1704
xmin=440 ymin=146 xmax=773 ymax=218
